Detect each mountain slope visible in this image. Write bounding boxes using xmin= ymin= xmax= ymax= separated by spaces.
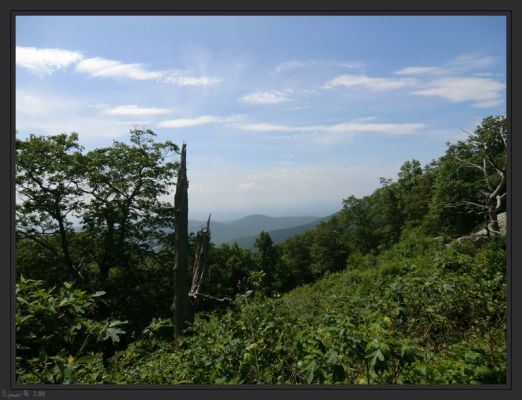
xmin=188 ymin=214 xmax=322 ymax=244
xmin=228 ymin=217 xmax=329 ymax=249
xmin=108 ymin=233 xmax=506 ymax=384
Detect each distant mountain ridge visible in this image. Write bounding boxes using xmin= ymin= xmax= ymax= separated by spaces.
xmin=188 ymin=214 xmax=324 ymax=246
xmin=228 ymin=217 xmax=330 ymax=250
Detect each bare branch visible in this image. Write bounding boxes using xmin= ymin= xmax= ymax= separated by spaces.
xmin=500 ymin=125 xmax=507 ymax=149
xmin=490 ymin=173 xmax=506 ymax=202
xmin=453 ymin=154 xmax=485 ymax=172
xmin=188 ymin=292 xmax=232 ymax=302
xmin=459 ymin=127 xmax=474 ymax=136
xmin=445 ymin=201 xmax=488 ymax=211
xmin=484 ymin=153 xmax=504 ymax=175
xmin=481 ymin=158 xmax=493 ymax=191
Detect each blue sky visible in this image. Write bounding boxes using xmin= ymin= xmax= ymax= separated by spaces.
xmin=16 ymin=16 xmax=506 ymax=220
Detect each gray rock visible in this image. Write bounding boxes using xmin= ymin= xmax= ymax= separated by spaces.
xmin=497 ymin=212 xmax=507 ymax=235
xmin=433 ymin=236 xmax=447 ymax=244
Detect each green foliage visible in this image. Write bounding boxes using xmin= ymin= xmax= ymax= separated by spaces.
xmin=105 ymin=233 xmax=505 ymax=384
xmin=280 ymin=231 xmax=315 ymax=287
xmin=16 ymin=133 xmax=85 ymax=281
xmin=16 ymin=277 xmax=126 ymax=383
xmin=203 ymin=242 xmax=256 ymax=307
xmin=426 ymin=116 xmax=507 ymax=235
xmin=253 ymin=231 xmax=280 ymax=294
xmin=16 ymin=129 xmax=179 ymax=332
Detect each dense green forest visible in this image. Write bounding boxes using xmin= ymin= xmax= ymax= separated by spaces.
xmin=15 ymin=115 xmax=507 ymax=384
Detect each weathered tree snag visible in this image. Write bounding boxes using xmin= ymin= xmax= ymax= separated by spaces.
xmin=187 ymin=215 xmax=212 ymax=322
xmin=172 ymin=143 xmax=189 ymax=338
xmin=190 ymin=215 xmax=212 ymax=297
xmin=452 ymin=121 xmax=507 ymax=235
xmin=187 ymin=214 xmax=232 ymax=309
xmin=172 ymin=146 xmax=229 ymax=337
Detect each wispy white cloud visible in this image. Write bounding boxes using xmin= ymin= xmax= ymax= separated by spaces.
xmin=412 ymin=77 xmax=504 ymax=108
xmin=395 ymin=53 xmax=497 ymax=76
xmin=100 ymin=104 xmax=171 ymax=116
xmin=113 ymin=120 xmax=153 ymax=126
xmin=163 ymin=75 xmax=221 ymax=86
xmin=16 ymin=89 xmax=71 ymax=117
xmin=394 ymin=66 xmax=440 ymax=75
xmin=75 ymin=57 xmax=164 ymax=80
xmin=16 ymin=89 xmax=151 ymax=140
xmin=16 ymin=46 xmax=84 ymax=76
xmin=17 ymin=46 xmax=221 ymax=86
xmin=239 ymin=120 xmax=425 ymax=135
xmin=273 ymin=59 xmax=364 ymax=75
xmin=158 ymin=115 xmax=243 ymax=128
xmin=323 ymin=74 xmax=418 ymax=91
xmin=75 ymin=56 xmax=220 ymax=86
xmin=273 ymin=60 xmax=315 ymax=74
xmin=240 ymin=90 xmax=292 ymax=105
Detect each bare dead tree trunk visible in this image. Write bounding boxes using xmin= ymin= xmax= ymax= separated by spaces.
xmin=172 ymin=143 xmax=189 ymax=338
xmin=486 ymin=172 xmax=506 ymax=234
xmin=452 ymin=126 xmax=507 ymax=235
xmin=190 ymin=215 xmax=212 ymax=297
xmin=187 ymin=215 xmax=212 ymax=322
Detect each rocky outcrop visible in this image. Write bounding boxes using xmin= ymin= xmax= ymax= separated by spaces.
xmin=452 ymin=211 xmax=506 ymax=247
xmin=498 ymin=212 xmax=507 ymax=235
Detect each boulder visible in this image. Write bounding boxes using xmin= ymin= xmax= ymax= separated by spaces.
xmin=497 ymin=212 xmax=507 ymax=235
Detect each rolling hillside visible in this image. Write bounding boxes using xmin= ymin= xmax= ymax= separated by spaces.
xmin=188 ymin=214 xmax=324 ymax=245
xmin=228 ymin=217 xmax=330 ymax=249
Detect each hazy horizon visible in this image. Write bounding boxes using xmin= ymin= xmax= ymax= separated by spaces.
xmin=187 ymin=203 xmax=338 ymax=222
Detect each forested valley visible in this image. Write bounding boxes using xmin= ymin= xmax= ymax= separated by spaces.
xmin=15 ymin=115 xmax=507 ymax=384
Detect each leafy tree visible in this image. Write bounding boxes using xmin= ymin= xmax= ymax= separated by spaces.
xmin=205 ymin=242 xmax=255 ymax=301
xmin=448 ymin=116 xmax=507 ymax=233
xmin=254 ymin=231 xmax=279 ymax=295
xmin=80 ymin=129 xmax=178 ymax=283
xmin=341 ymin=195 xmax=378 ymax=254
xmin=16 ymin=133 xmax=85 ymax=281
xmin=428 ymin=116 xmax=507 ymax=235
xmin=371 ymin=178 xmax=402 ymax=249
xmin=280 ymin=232 xmax=315 ymax=288
xmin=396 ymin=160 xmax=435 ymax=228
xmin=309 ymin=216 xmax=350 ymax=277
xmin=16 ymin=130 xmax=180 ymax=331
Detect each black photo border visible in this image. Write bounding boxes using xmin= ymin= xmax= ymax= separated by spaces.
xmin=1 ymin=1 xmax=519 ymax=399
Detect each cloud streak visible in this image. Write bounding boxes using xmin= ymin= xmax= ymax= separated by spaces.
xmin=323 ymin=74 xmax=418 ymax=91
xmin=76 ymin=57 xmax=164 ymax=80
xmin=76 ymin=57 xmax=221 ymax=86
xmin=17 ymin=46 xmax=220 ymax=86
xmin=412 ymin=77 xmax=504 ymax=108
xmin=273 ymin=59 xmax=364 ymax=75
xmin=240 ymin=90 xmax=291 ymax=105
xmin=16 ymin=46 xmax=84 ymax=76
xmin=158 ymin=115 xmax=242 ymax=128
xmin=395 ymin=53 xmax=498 ymax=76
xmin=163 ymin=75 xmax=221 ymax=86
xmin=239 ymin=120 xmax=425 ymax=135
xmin=100 ymin=104 xmax=171 ymax=116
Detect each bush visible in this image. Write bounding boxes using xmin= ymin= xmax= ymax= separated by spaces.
xmin=16 ymin=277 xmax=126 ymax=383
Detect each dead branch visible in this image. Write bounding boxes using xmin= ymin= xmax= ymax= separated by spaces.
xmin=188 ymin=292 xmax=232 ymax=303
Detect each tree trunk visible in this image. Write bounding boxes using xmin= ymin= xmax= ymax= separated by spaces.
xmin=173 ymin=143 xmax=189 ymax=338
xmin=188 ymin=215 xmax=212 ymax=323
xmin=56 ymin=213 xmax=76 ymax=280
xmin=486 ymin=201 xmax=500 ymax=234
xmin=100 ymin=219 xmax=115 ymax=283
